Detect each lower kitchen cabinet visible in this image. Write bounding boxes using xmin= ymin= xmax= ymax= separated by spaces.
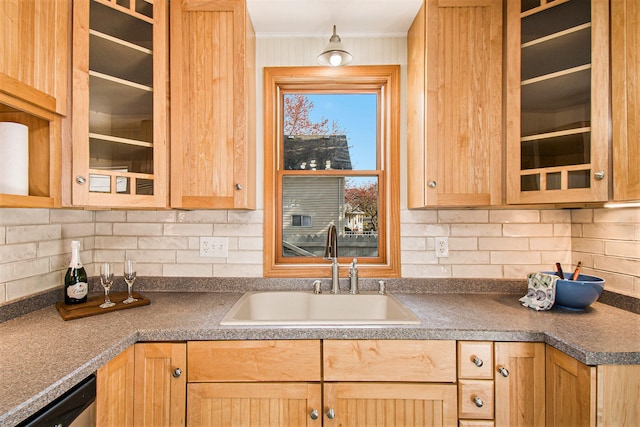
xmin=96 ymin=345 xmax=135 ymax=427
xmin=494 ymin=342 xmax=545 ymax=427
xmin=187 ymin=382 xmax=321 ymax=426
xmin=134 ymin=342 xmax=187 ymax=427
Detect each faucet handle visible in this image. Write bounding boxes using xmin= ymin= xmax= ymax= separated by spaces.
xmin=378 ymin=280 xmax=386 ymax=295
xmin=313 ymin=280 xmax=322 ymax=294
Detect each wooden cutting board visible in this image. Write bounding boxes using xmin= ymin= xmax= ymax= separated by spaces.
xmin=56 ymin=291 xmax=150 ymax=321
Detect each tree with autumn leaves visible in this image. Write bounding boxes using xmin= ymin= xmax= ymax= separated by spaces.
xmin=285 ymin=94 xmax=378 ymax=234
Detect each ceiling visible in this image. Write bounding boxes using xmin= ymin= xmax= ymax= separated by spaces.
xmin=245 ymin=0 xmax=424 ymax=37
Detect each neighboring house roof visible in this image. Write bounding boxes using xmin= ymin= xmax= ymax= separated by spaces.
xmin=284 ymin=135 xmax=352 ymax=170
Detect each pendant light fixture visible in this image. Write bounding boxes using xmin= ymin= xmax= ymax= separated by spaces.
xmin=318 ymin=25 xmax=352 ymax=66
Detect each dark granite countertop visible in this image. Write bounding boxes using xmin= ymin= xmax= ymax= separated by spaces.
xmin=1 ymin=290 xmax=640 ymax=426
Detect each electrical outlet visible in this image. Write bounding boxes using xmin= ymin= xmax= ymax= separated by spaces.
xmin=200 ymin=237 xmax=229 ymax=258
xmin=435 ymin=237 xmax=449 ymax=258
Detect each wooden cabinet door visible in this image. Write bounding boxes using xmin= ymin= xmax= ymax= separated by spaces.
xmin=187 ymin=382 xmax=321 ymax=426
xmin=494 ymin=342 xmax=545 ymax=427
xmin=134 ymin=343 xmax=187 ymax=427
xmin=612 ymin=0 xmax=640 ymax=201
xmin=170 ymin=0 xmax=256 ymax=209
xmin=407 ymin=0 xmax=503 ymax=207
xmin=96 ymin=345 xmax=135 ymax=427
xmin=545 ymin=346 xmax=596 ymax=427
xmin=324 ymin=382 xmax=458 ymax=426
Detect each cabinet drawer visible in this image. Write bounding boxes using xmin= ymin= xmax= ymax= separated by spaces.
xmin=188 ymin=340 xmax=321 ymax=382
xmin=459 ymin=379 xmax=494 ymax=420
xmin=458 ymin=341 xmax=494 ymax=379
xmin=323 ymin=340 xmax=456 ymax=382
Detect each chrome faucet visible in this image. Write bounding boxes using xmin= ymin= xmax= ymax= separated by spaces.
xmin=349 ymin=258 xmax=359 ymax=294
xmin=324 ymin=224 xmax=339 ymax=294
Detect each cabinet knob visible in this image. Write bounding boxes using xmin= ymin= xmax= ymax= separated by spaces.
xmin=498 ymin=366 xmax=509 ymax=377
xmin=594 ymin=171 xmax=605 ymax=180
xmin=235 ymin=183 xmax=242 ymax=190
xmin=326 ymin=408 xmax=336 ymax=419
xmin=472 ymin=395 xmax=484 ymax=408
xmin=173 ymin=368 xmax=182 ymax=378
xmin=472 ymin=356 xmax=484 ymax=367
xmin=310 ymin=409 xmax=319 ymax=420
xmin=428 ymin=180 xmax=437 ymax=188
xmin=76 ymin=176 xmax=86 ymax=185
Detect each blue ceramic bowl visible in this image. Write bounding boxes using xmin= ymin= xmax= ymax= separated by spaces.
xmin=544 ymin=272 xmax=605 ymax=310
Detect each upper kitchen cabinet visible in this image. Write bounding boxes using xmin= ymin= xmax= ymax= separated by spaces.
xmin=0 ymin=0 xmax=69 ymax=208
xmin=170 ymin=0 xmax=256 ymax=209
xmin=612 ymin=0 xmax=640 ymax=201
xmin=71 ymin=0 xmax=169 ymax=208
xmin=506 ymin=0 xmax=610 ymax=204
xmin=407 ymin=0 xmax=503 ymax=208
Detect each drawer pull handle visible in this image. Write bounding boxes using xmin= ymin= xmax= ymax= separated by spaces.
xmin=428 ymin=180 xmax=437 ymax=188
xmin=473 ymin=395 xmax=484 ymax=408
xmin=472 ymin=356 xmax=483 ymax=367
xmin=326 ymin=408 xmax=336 ymax=419
xmin=173 ymin=368 xmax=182 ymax=378
xmin=310 ymin=409 xmax=319 ymax=420
xmin=498 ymin=366 xmax=509 ymax=377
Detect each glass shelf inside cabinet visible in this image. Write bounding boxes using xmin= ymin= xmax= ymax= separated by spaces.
xmin=87 ymin=0 xmax=155 ymax=196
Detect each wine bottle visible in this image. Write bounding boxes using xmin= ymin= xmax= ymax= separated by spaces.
xmin=64 ymin=240 xmax=88 ymax=304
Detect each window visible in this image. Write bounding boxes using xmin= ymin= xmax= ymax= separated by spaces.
xmin=291 ymin=215 xmax=312 ymax=227
xmin=264 ymin=65 xmax=400 ymax=278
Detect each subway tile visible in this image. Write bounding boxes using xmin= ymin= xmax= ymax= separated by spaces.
xmin=540 ymin=251 xmax=571 ymax=267
xmin=491 ymin=251 xmax=540 ymax=265
xmin=0 ymin=208 xmax=49 ymax=226
xmin=113 ymin=223 xmax=163 ymax=236
xmin=400 ymin=237 xmax=427 ymax=251
xmin=593 ymin=207 xmax=640 ymax=224
xmin=61 ymin=222 xmax=95 ymax=238
xmin=479 ymin=237 xmax=529 ymax=251
xmin=582 ymin=223 xmax=636 ymax=240
xmin=553 ymin=223 xmax=572 ymax=237
xmin=95 ymin=223 xmax=113 ymax=236
xmin=437 ymin=251 xmax=490 ymax=265
xmin=123 ymin=249 xmax=176 ymax=263
xmin=438 ymin=210 xmax=488 ymax=223
xmin=5 ymin=272 xmax=61 ymax=300
xmin=95 ymin=236 xmax=139 ymax=250
xmin=401 ymin=209 xmax=438 ymax=224
xmin=503 ymin=265 xmax=548 ymax=279
xmin=228 ymin=250 xmax=263 ymax=264
xmin=50 ymin=209 xmax=94 ymax=224
xmin=0 ymin=243 xmax=37 ymax=263
xmin=401 ymin=264 xmax=451 ymax=278
xmin=490 ymin=210 xmax=540 ymax=223
xmin=448 ymin=237 xmax=478 ymax=251
xmin=401 ymin=223 xmax=450 ymax=237
xmin=0 ymin=258 xmax=50 ymax=282
xmin=214 ymin=263 xmax=262 ymax=277
xmin=176 ymin=250 xmax=227 ymax=264
xmin=0 ymin=227 xmax=5 ymax=244
xmin=95 ymin=210 xmax=127 ymax=222
xmin=452 ymin=264 xmax=503 ymax=278
xmin=401 ymin=250 xmax=438 ymax=265
xmin=6 ymin=224 xmax=62 ymax=244
xmin=127 ymin=210 xmax=177 ymax=223
xmin=503 ymin=224 xmax=553 ymax=237
xmin=450 ymin=224 xmax=502 ymax=237
xmin=571 ymin=238 xmax=605 ymax=254
xmin=238 ymin=237 xmax=264 ymax=251
xmin=0 ymin=283 xmax=5 ymax=303
xmin=163 ymin=263 xmax=213 ymax=277
xmin=529 ymin=237 xmax=571 ymax=251
xmin=570 ymin=209 xmax=593 ymax=223
xmin=229 ymin=210 xmax=264 ymax=224
xmin=540 ymin=209 xmax=571 ymax=223
xmin=137 ymin=263 xmax=163 ymax=276
xmin=164 ymin=223 xmax=214 ymax=237
xmin=94 ymin=249 xmax=129 ymax=264
xmin=214 ymin=223 xmax=262 ymax=237
xmin=605 ymin=241 xmax=640 ymax=259
xmin=593 ymin=255 xmax=639 ymax=277
xmin=138 ymin=236 xmax=189 ymax=250
xmin=177 ymin=210 xmax=228 ymax=224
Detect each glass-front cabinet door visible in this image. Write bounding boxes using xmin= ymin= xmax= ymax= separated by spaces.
xmin=506 ymin=0 xmax=609 ymax=204
xmin=72 ymin=0 xmax=168 ymax=207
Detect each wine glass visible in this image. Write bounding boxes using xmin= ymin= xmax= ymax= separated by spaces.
xmin=99 ymin=263 xmax=115 ymax=308
xmin=123 ymin=259 xmax=138 ymax=304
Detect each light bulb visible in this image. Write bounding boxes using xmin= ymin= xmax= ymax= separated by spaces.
xmin=329 ymin=52 xmax=342 ymax=66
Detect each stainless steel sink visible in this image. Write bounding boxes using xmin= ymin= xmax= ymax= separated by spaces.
xmin=220 ymin=291 xmax=421 ymax=325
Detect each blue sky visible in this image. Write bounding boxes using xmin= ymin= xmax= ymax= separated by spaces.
xmin=305 ymin=93 xmax=378 ymax=170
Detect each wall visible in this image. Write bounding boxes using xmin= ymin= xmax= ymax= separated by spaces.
xmin=0 ymin=37 xmax=638 ymax=304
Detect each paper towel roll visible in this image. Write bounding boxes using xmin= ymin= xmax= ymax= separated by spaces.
xmin=0 ymin=122 xmax=29 ymax=196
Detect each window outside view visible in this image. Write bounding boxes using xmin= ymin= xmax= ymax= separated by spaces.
xmin=282 ymin=93 xmax=379 ymax=258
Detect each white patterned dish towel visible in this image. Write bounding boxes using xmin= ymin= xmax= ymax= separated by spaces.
xmin=519 ymin=272 xmax=559 ymax=311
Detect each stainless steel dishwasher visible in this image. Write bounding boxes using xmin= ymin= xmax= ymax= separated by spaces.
xmin=17 ymin=374 xmax=96 ymax=427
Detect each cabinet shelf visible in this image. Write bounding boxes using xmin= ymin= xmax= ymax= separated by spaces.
xmin=521 ymin=65 xmax=591 ymax=111
xmin=89 ymin=132 xmax=153 ymax=148
xmin=89 ymin=71 xmax=153 ymax=115
xmin=90 ymin=30 xmax=153 ymax=86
